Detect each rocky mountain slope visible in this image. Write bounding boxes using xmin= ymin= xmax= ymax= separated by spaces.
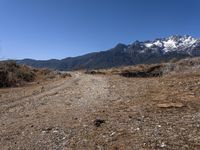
xmin=17 ymin=35 xmax=200 ymax=70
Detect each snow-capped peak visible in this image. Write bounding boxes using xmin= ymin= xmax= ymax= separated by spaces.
xmin=143 ymin=35 xmax=199 ymax=53
xmin=153 ymin=40 xmax=163 ymax=47
xmin=145 ymin=43 xmax=153 ymax=48
xmin=163 ymin=39 xmax=177 ymax=51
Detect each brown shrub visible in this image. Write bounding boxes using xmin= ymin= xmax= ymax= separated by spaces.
xmin=60 ymin=73 xmax=72 ymax=78
xmin=96 ymin=57 xmax=200 ymax=78
xmin=0 ymin=61 xmax=35 ymax=87
xmin=119 ymin=64 xmax=164 ymax=78
xmin=85 ymin=70 xmax=106 ymax=75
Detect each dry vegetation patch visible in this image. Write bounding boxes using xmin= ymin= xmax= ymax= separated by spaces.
xmin=85 ymin=57 xmax=200 ymax=78
xmin=0 ymin=61 xmax=71 ymax=88
xmin=0 ymin=61 xmax=36 ymax=87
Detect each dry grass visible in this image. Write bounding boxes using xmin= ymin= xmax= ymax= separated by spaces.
xmin=0 ymin=61 xmax=71 ymax=88
xmin=0 ymin=61 xmax=36 ymax=87
xmin=85 ymin=57 xmax=200 ymax=77
xmin=163 ymin=57 xmax=200 ymax=75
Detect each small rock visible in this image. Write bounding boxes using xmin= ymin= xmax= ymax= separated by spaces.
xmin=42 ymin=127 xmax=53 ymax=133
xmin=53 ymin=130 xmax=58 ymax=133
xmin=83 ymin=124 xmax=88 ymax=127
xmin=160 ymin=142 xmax=167 ymax=148
xmin=135 ymin=127 xmax=140 ymax=131
xmin=41 ymin=86 xmax=45 ymax=92
xmin=46 ymin=127 xmax=53 ymax=131
xmin=157 ymin=125 xmax=161 ymax=128
xmin=42 ymin=131 xmax=46 ymax=134
xmin=110 ymin=132 xmax=116 ymax=136
xmin=94 ymin=119 xmax=105 ymax=127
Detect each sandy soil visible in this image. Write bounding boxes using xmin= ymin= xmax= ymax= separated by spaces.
xmin=0 ymin=72 xmax=200 ymax=149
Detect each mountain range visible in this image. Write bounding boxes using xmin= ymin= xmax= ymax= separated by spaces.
xmin=17 ymin=35 xmax=200 ymax=70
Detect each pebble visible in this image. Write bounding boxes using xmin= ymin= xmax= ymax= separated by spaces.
xmin=135 ymin=127 xmax=140 ymax=131
xmin=42 ymin=131 xmax=46 ymax=134
xmin=53 ymin=130 xmax=59 ymax=133
xmin=157 ymin=125 xmax=161 ymax=128
xmin=110 ymin=132 xmax=116 ymax=136
xmin=160 ymin=142 xmax=166 ymax=148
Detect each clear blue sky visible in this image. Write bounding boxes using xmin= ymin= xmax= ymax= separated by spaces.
xmin=0 ymin=0 xmax=200 ymax=60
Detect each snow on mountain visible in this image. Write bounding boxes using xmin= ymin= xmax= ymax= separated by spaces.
xmin=153 ymin=40 xmax=163 ymax=47
xmin=163 ymin=39 xmax=177 ymax=51
xmin=145 ymin=43 xmax=154 ymax=48
xmin=179 ymin=36 xmax=197 ymax=47
xmin=138 ymin=35 xmax=200 ymax=54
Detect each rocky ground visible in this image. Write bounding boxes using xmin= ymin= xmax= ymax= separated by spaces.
xmin=0 ymin=71 xmax=200 ymax=149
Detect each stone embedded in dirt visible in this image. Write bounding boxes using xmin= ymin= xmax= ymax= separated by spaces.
xmin=94 ymin=119 xmax=105 ymax=127
xmin=160 ymin=142 xmax=167 ymax=148
xmin=74 ymin=117 xmax=78 ymax=120
xmin=40 ymin=86 xmax=45 ymax=92
xmin=110 ymin=132 xmax=116 ymax=136
xmin=157 ymin=102 xmax=185 ymax=108
xmin=42 ymin=127 xmax=53 ymax=132
xmin=135 ymin=127 xmax=140 ymax=131
xmin=46 ymin=127 xmax=53 ymax=131
xmin=52 ymin=130 xmax=59 ymax=133
xmin=128 ymin=115 xmax=132 ymax=119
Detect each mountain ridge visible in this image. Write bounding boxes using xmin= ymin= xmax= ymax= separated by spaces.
xmin=17 ymin=35 xmax=200 ymax=70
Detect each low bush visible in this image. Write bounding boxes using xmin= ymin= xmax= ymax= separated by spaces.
xmin=0 ymin=61 xmax=35 ymax=87
xmin=85 ymin=70 xmax=106 ymax=75
xmin=86 ymin=57 xmax=200 ymax=78
xmin=119 ymin=64 xmax=164 ymax=77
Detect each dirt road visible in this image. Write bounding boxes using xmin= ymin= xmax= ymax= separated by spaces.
xmin=0 ymin=72 xmax=200 ymax=149
xmin=0 ymin=72 xmax=112 ymax=149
